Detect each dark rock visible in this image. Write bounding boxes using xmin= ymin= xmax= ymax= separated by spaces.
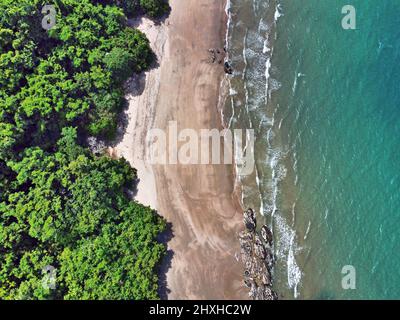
xmin=243 ymin=208 xmax=256 ymax=231
xmin=254 ymin=241 xmax=267 ymax=260
xmin=261 ymin=225 xmax=273 ymax=246
xmin=262 ymin=272 xmax=271 ymax=286
xmin=238 ymin=208 xmax=277 ymax=300
xmin=244 ymin=278 xmax=252 ymax=288
xmin=224 ymin=61 xmax=233 ymax=74
xmin=249 ymin=283 xmax=258 ymax=299
xmin=239 ymin=231 xmax=253 ymax=256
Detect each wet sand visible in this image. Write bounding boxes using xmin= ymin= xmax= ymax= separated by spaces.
xmin=152 ymin=0 xmax=247 ymax=299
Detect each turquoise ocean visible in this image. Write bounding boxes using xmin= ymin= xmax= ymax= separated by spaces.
xmin=225 ymin=0 xmax=400 ymax=299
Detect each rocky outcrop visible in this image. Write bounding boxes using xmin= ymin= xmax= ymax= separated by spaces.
xmin=261 ymin=225 xmax=273 ymax=247
xmin=238 ymin=208 xmax=277 ymax=300
xmin=224 ymin=60 xmax=233 ymax=74
xmin=207 ymin=48 xmax=233 ymax=74
xmin=243 ymin=208 xmax=256 ymax=231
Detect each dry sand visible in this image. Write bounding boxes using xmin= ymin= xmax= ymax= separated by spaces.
xmin=113 ymin=16 xmax=167 ymax=209
xmin=114 ymin=0 xmax=248 ymax=299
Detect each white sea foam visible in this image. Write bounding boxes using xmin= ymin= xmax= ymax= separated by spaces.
xmin=229 ymin=88 xmax=238 ymax=96
xmin=304 ymin=221 xmax=312 ymax=240
xmin=291 ymin=200 xmax=297 ymax=226
xmin=278 ymin=118 xmax=283 ymax=130
xmin=228 ymin=97 xmax=235 ymax=128
xmin=292 ymin=72 xmax=298 ymax=94
xmin=258 ymin=17 xmax=269 ymax=34
xmin=324 ymin=208 xmax=329 ymax=220
xmin=226 ymin=0 xmax=303 ymax=299
xmin=225 ymin=0 xmax=231 ymax=14
xmin=266 ymin=146 xmax=302 ymax=298
xmin=265 ymin=57 xmax=271 ymax=104
xmin=269 ymin=78 xmax=282 ymax=92
xmin=275 ymin=215 xmax=302 ymax=299
xmin=264 ymin=147 xmax=288 ymax=220
xmin=274 ymin=4 xmax=283 ymax=23
xmin=224 ymin=0 xmax=237 ymax=131
xmin=224 ymin=0 xmax=233 ymax=63
xmin=293 ymin=150 xmax=299 ymax=186
xmin=263 ymin=40 xmax=271 ymax=54
xmin=255 ymin=165 xmax=265 ymax=217
xmin=288 ymin=233 xmax=302 ymax=298
xmin=242 ymin=29 xmax=248 ymax=81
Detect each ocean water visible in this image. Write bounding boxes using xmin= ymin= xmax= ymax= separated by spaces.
xmin=225 ymin=0 xmax=400 ymax=299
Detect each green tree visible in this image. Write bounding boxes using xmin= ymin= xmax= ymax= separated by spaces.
xmin=1 ymin=128 xmax=166 ymax=299
xmin=0 ymin=0 xmax=169 ymax=300
xmin=140 ymin=0 xmax=170 ymax=18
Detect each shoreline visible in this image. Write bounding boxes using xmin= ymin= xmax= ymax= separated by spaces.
xmin=115 ymin=0 xmax=248 ymax=299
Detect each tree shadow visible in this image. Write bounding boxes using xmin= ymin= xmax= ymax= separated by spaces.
xmin=157 ymin=222 xmax=174 ymax=300
xmin=152 ymin=11 xmax=170 ymax=26
xmin=110 ymin=39 xmax=161 ymax=146
xmin=108 ymin=72 xmax=147 ymax=147
xmin=110 ymin=9 xmax=166 ymax=147
xmin=127 ymin=16 xmax=145 ymax=29
xmin=124 ymin=176 xmax=140 ymax=200
xmin=127 ymin=11 xmax=169 ymax=29
xmin=127 ymin=7 xmax=171 ymax=28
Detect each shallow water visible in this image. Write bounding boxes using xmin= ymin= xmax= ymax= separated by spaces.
xmin=225 ymin=0 xmax=400 ymax=299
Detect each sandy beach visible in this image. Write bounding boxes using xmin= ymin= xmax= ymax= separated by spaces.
xmin=113 ymin=16 xmax=166 ymax=210
xmin=114 ymin=0 xmax=248 ymax=299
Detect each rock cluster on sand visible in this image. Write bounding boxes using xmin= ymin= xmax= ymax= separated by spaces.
xmin=239 ymin=208 xmax=277 ymax=300
xmin=224 ymin=61 xmax=233 ymax=74
xmin=208 ymin=47 xmax=225 ymax=64
xmin=207 ymin=48 xmax=233 ymax=74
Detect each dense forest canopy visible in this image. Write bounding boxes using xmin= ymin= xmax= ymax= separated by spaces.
xmin=0 ymin=0 xmax=169 ymax=299
xmin=96 ymin=0 xmax=170 ymax=18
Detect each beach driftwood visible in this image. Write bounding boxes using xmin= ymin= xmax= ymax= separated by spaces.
xmin=238 ymin=208 xmax=277 ymax=300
